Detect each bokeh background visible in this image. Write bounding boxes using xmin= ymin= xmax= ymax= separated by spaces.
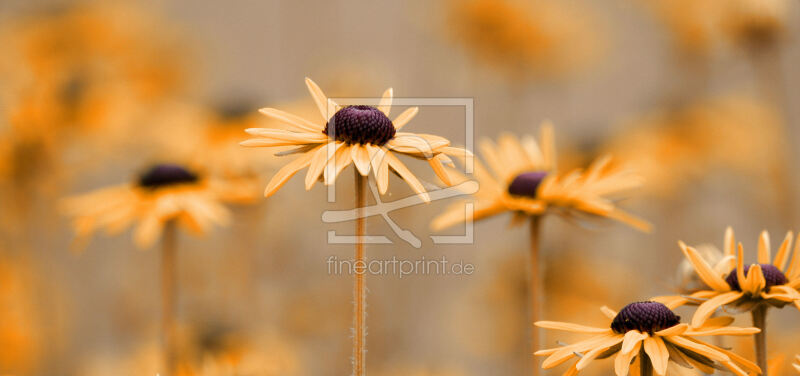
xmin=1 ymin=0 xmax=800 ymax=375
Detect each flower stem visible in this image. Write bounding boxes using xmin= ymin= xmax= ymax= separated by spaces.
xmin=751 ymin=305 xmax=769 ymax=376
xmin=353 ymin=172 xmax=367 ymax=376
xmin=529 ymin=216 xmax=542 ymax=376
xmin=640 ymin=350 xmax=653 ymax=376
xmin=161 ymin=220 xmax=177 ymax=376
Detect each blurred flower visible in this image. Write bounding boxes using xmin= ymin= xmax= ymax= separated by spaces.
xmin=446 ymin=0 xmax=604 ymax=80
xmin=604 ymin=95 xmax=784 ymax=198
xmin=432 ymin=123 xmax=650 ymax=231
xmin=656 ymin=229 xmax=800 ymax=326
xmin=242 ymin=78 xmax=468 ymax=202
xmin=62 ymin=163 xmax=256 ymax=249
xmin=723 ymin=0 xmax=788 ymax=49
xmin=180 ymin=100 xmax=286 ymax=182
xmin=641 ymin=0 xmax=726 ymax=56
xmin=535 ymin=302 xmax=760 ymax=375
xmin=794 ymin=354 xmax=800 ymax=373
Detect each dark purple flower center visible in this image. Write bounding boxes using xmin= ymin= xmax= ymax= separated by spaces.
xmin=725 ymin=264 xmax=787 ymax=292
xmin=324 ymin=105 xmax=395 ymax=146
xmin=138 ymin=164 xmax=199 ymax=189
xmin=507 ymin=171 xmax=548 ymax=198
xmin=611 ymin=302 xmax=681 ymax=334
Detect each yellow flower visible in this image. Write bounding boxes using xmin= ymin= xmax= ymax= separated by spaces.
xmin=446 ymin=0 xmax=604 ymax=80
xmin=656 ymin=228 xmax=800 ymax=327
xmin=535 ymin=302 xmax=760 ymax=375
xmin=432 ymin=123 xmax=650 ymax=231
xmin=241 ymin=78 xmax=468 ymax=202
xmin=62 ymin=164 xmax=255 ymax=249
xmin=724 ymin=0 xmax=788 ymax=48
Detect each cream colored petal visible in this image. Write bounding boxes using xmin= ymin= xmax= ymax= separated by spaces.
xmin=724 ymin=226 xmax=735 ymax=256
xmin=366 ymin=145 xmax=389 ymax=194
xmin=654 ymin=323 xmax=688 ymax=337
xmin=377 ymin=87 xmax=392 ymax=116
xmin=430 ymin=201 xmax=506 ymax=231
xmin=690 ymin=291 xmax=744 ymax=328
xmin=742 ymin=264 xmax=766 ymax=295
xmin=758 ymin=230 xmax=771 ymax=264
xmin=600 ymin=306 xmax=617 ymax=319
xmin=605 ymin=208 xmax=653 ymax=233
xmin=685 ymin=326 xmax=760 ymax=336
xmin=664 ymin=336 xmax=729 ymax=362
xmin=386 ymin=134 xmax=435 ymax=157
xmin=562 ymin=362 xmax=579 ymax=376
xmin=737 ymin=244 xmax=747 ymax=289
xmin=615 ymin=341 xmax=641 ymax=376
xmin=305 ymin=142 xmax=344 ymax=190
xmin=304 ymin=77 xmax=335 ymax=121
xmin=788 ymin=233 xmax=800 ymax=279
xmin=386 ymin=151 xmax=431 ymax=203
xmin=323 ymin=145 xmax=352 ymax=185
xmin=542 ymin=334 xmax=619 ymax=369
xmin=428 ymin=155 xmax=452 ymax=186
xmin=621 ymin=330 xmax=647 ymax=355
xmin=351 ymin=145 xmax=371 ymax=176
xmin=680 ymin=242 xmax=731 ymax=292
xmin=702 ymin=341 xmax=762 ymax=374
xmin=577 ymin=336 xmax=624 ymax=370
xmin=242 ymin=129 xmax=328 ymax=146
xmin=643 ymin=337 xmax=669 ymax=375
xmin=133 ymin=213 xmax=163 ymax=249
xmin=774 ymin=231 xmax=794 ymax=271
xmin=520 ymin=134 xmax=545 ymax=169
xmin=540 ymin=121 xmax=556 ymax=170
xmin=700 ymin=316 xmax=735 ymax=328
xmin=535 ymin=321 xmax=611 ymax=334
xmin=263 ymin=145 xmax=321 ymax=197
xmin=258 ymin=107 xmax=323 ymax=133
xmin=392 ymin=107 xmax=418 ymax=130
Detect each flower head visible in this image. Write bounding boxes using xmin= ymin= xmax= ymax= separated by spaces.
xmin=536 ymin=302 xmax=760 ymax=375
xmin=655 ymin=228 xmax=800 ymax=327
xmin=432 ymin=124 xmax=650 ymax=231
xmin=62 ymin=163 xmax=256 ymax=249
xmin=241 ymin=78 xmax=468 ymax=202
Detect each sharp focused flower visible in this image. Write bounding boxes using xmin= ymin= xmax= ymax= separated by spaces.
xmin=655 ymin=228 xmax=800 ymax=327
xmin=241 ymin=78 xmax=467 ymax=202
xmin=535 ymin=302 xmax=760 ymax=375
xmin=431 ymin=124 xmax=650 ymax=231
xmin=62 ymin=163 xmax=256 ymax=249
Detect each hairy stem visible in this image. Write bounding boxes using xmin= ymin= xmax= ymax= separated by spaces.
xmin=752 ymin=305 xmax=769 ymax=376
xmin=353 ymin=172 xmax=367 ymax=376
xmin=161 ymin=221 xmax=177 ymax=376
xmin=529 ymin=216 xmax=542 ymax=376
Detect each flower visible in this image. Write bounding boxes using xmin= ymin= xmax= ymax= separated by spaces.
xmin=535 ymin=301 xmax=760 ymax=375
xmin=431 ymin=123 xmax=650 ymax=231
xmin=794 ymin=354 xmax=800 ymax=373
xmin=446 ymin=0 xmax=604 ymax=80
xmin=62 ymin=163 xmax=256 ymax=249
xmin=723 ymin=0 xmax=788 ymax=49
xmin=655 ymin=228 xmax=800 ymax=327
xmin=241 ymin=78 xmax=467 ymax=202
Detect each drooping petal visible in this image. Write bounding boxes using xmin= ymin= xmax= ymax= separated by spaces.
xmin=690 ymin=291 xmax=744 ymax=328
xmin=351 ymin=145 xmax=371 ymax=176
xmin=643 ymin=337 xmax=669 ymax=375
xmin=264 ymin=145 xmax=321 ymax=197
xmin=385 ymin=151 xmax=431 ymax=203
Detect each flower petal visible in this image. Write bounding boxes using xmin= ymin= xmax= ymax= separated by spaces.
xmin=264 ymin=145 xmax=321 ymax=197
xmin=258 ymin=107 xmax=323 ymax=133
xmin=377 ymin=87 xmax=392 ymax=116
xmin=679 ymin=242 xmax=731 ymax=292
xmin=691 ymin=291 xmax=744 ymax=327
xmin=643 ymin=337 xmax=669 ymax=375
xmin=535 ymin=321 xmax=610 ymax=334
xmin=758 ymin=230 xmax=771 ymax=264
xmin=392 ymin=107 xmax=418 ymax=130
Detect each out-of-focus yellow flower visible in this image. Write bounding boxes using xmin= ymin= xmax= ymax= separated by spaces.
xmin=641 ymin=0 xmax=726 ymax=56
xmin=656 ymin=228 xmax=800 ymax=326
xmin=446 ymin=0 xmax=604 ymax=81
xmin=723 ymin=0 xmax=789 ymax=49
xmin=794 ymin=354 xmax=800 ymax=373
xmin=605 ymin=95 xmax=784 ymax=198
xmin=61 ymin=163 xmax=257 ymax=249
xmin=432 ymin=123 xmax=650 ymax=232
xmin=535 ymin=302 xmax=760 ymax=375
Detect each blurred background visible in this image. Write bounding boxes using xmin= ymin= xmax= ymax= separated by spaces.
xmin=1 ymin=0 xmax=800 ymax=374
